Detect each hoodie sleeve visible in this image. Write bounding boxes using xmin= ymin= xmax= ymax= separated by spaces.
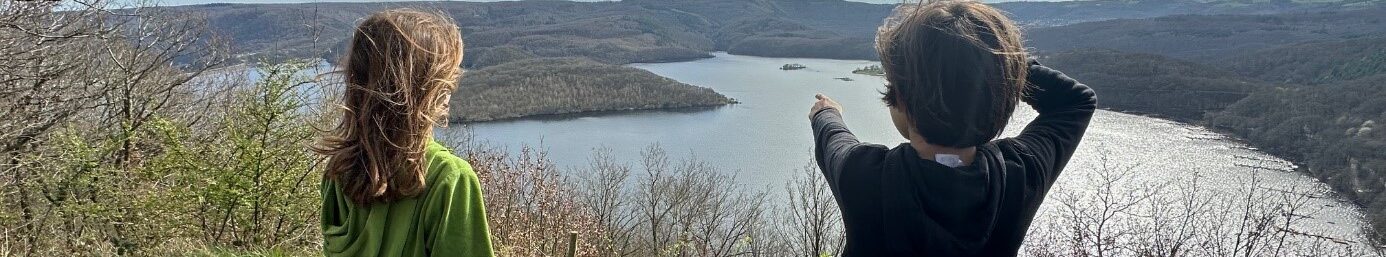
xmin=1014 ymin=61 xmax=1098 ymax=188
xmin=423 ymin=158 xmax=495 ymax=257
xmin=812 ymin=108 xmax=860 ymax=192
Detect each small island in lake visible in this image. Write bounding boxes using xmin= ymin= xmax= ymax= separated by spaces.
xmin=781 ymin=63 xmax=807 ymax=70
xmin=834 ymin=77 xmax=854 ymax=81
xmin=853 ymin=64 xmax=884 ymax=76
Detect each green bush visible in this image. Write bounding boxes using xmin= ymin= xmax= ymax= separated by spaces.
xmin=0 ymin=60 xmax=327 ymax=255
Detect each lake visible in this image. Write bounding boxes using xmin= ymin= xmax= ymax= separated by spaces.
xmin=458 ymin=53 xmax=1372 ymax=253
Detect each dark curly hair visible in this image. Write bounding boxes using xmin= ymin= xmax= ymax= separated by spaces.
xmin=877 ymin=0 xmax=1029 ymax=148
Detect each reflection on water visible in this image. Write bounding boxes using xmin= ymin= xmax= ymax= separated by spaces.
xmin=457 ymin=53 xmax=1370 ymax=252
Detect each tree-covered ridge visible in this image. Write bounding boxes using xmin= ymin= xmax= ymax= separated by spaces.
xmin=453 ymin=58 xmax=735 ymax=122
xmin=1219 ymin=37 xmax=1386 ymax=85
xmin=1206 ymin=74 xmax=1386 ymax=233
xmin=170 ymin=0 xmax=893 ymax=121
xmin=1016 ymin=6 xmax=1386 ymax=237
xmin=170 ymin=0 xmax=893 ymax=66
xmin=999 ymin=0 xmax=1383 ymax=27
xmin=456 ymin=1 xmax=888 ymax=66
xmin=453 ymin=1 xmax=719 ymax=67
xmin=1044 ymin=40 xmax=1386 ymax=240
xmin=1025 ymin=8 xmax=1386 ymax=62
xmin=171 ymin=0 xmax=1386 ymax=67
xmin=1038 ymin=50 xmax=1263 ymax=121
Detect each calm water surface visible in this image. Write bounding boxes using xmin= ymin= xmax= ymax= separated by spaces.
xmin=457 ymin=53 xmax=1370 ymax=252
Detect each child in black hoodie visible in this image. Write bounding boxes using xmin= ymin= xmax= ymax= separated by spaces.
xmin=809 ymin=1 xmax=1097 ymax=256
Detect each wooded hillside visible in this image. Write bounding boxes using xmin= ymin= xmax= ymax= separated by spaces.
xmin=1039 ymin=50 xmax=1262 ymax=121
xmin=1026 ymin=8 xmax=1386 ymax=62
xmin=453 ymin=58 xmax=735 ymax=122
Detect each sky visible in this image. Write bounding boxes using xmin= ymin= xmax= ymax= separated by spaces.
xmin=155 ymin=0 xmax=1059 ymax=7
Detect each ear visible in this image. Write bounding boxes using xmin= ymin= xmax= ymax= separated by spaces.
xmin=890 ymin=100 xmax=927 ymax=139
xmin=901 ymin=111 xmax=921 ymax=136
xmin=890 ymin=94 xmax=911 ymax=118
xmin=892 ymin=90 xmax=909 ymax=108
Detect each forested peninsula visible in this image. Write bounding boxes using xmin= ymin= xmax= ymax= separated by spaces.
xmin=453 ymin=58 xmax=736 ymax=122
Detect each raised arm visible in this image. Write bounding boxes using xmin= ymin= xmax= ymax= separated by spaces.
xmin=809 ymin=93 xmax=859 ymax=190
xmin=810 ymin=95 xmax=858 ymax=190
xmin=1014 ymin=61 xmax=1098 ymax=186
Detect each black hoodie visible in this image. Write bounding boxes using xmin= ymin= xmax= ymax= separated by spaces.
xmin=811 ymin=63 xmax=1097 ymax=256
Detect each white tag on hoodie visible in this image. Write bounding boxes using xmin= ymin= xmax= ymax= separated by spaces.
xmin=935 ymin=154 xmax=965 ymax=168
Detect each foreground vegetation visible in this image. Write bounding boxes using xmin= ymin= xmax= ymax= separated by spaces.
xmin=1023 ymin=154 xmax=1377 ymax=256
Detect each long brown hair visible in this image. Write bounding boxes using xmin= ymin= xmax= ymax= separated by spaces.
xmin=877 ymin=0 xmax=1028 ymax=148
xmin=315 ymin=8 xmax=464 ymax=206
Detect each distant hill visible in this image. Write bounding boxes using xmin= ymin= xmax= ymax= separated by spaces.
xmin=1000 ymin=0 xmax=1384 ymax=27
xmin=1218 ymin=37 xmax=1386 ymax=85
xmin=165 ymin=0 xmax=1386 ymax=140
xmin=167 ymin=0 xmax=1385 ymax=66
xmin=1038 ymin=49 xmax=1263 ymax=121
xmin=169 ymin=0 xmax=890 ymax=65
xmin=1025 ymin=8 xmax=1386 ymax=62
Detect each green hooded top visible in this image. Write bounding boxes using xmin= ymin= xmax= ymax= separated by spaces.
xmin=321 ymin=140 xmax=494 ymax=257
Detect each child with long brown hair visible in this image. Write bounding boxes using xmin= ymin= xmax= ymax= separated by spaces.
xmin=314 ymin=8 xmax=493 ymax=257
xmin=810 ymin=0 xmax=1097 ymax=255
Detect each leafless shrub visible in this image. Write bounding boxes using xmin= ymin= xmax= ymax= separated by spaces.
xmin=575 ymin=147 xmax=638 ymax=256
xmin=625 ymin=145 xmax=771 ymax=256
xmin=536 ymin=147 xmax=1383 ymax=257
xmin=780 ymin=161 xmax=844 ymax=257
xmin=465 ymin=143 xmax=779 ymax=257
xmin=0 ymin=0 xmax=115 ymax=156
xmin=455 ymin=141 xmax=606 ymax=257
xmin=1023 ymin=154 xmax=1374 ymax=256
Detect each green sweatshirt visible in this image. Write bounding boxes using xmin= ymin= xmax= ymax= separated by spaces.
xmin=321 ymin=140 xmax=494 ymax=257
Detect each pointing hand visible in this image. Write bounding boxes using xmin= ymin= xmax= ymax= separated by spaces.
xmin=810 ymin=93 xmax=843 ymax=119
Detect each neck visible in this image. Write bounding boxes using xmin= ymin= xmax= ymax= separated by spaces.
xmin=908 ymin=137 xmax=977 ymax=166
